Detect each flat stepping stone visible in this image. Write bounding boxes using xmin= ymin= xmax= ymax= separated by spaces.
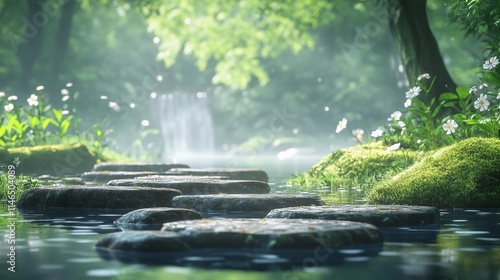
xmin=106 ymin=177 xmax=270 ymax=195
xmin=81 ymin=171 xmax=159 ymax=183
xmin=266 ymin=205 xmax=440 ymax=227
xmin=166 ymin=168 xmax=268 ymax=182
xmin=92 ymin=162 xmax=189 ymax=172
xmin=114 ymin=207 xmax=202 ymax=230
xmin=171 ymin=194 xmax=324 ymax=213
xmin=17 ymin=186 xmax=181 ymax=210
xmin=96 ymin=218 xmax=383 ymax=267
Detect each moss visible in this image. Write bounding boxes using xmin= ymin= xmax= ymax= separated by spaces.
xmin=366 ymin=138 xmax=500 ymax=208
xmin=289 ymin=142 xmax=422 ymax=190
xmin=2 ymin=143 xmax=97 ymax=175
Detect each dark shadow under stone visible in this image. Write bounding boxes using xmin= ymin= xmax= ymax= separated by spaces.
xmin=106 ymin=177 xmax=270 ymax=195
xmin=16 ymin=186 xmax=181 ymax=210
xmin=265 ymin=205 xmax=440 ymax=227
xmin=92 ymin=163 xmax=189 ymax=172
xmin=114 ymin=207 xmax=202 ymax=230
xmin=171 ymin=194 xmax=324 ymax=212
xmin=165 ymin=168 xmax=268 ymax=182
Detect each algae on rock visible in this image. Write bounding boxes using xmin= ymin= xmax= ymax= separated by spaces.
xmin=366 ymin=138 xmax=500 ymax=208
xmin=289 ymin=142 xmax=422 ymax=190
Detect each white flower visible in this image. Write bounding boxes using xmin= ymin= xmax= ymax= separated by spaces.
xmin=352 ymin=128 xmax=365 ymax=141
xmin=388 ymin=111 xmax=402 ymax=121
xmin=100 ymin=95 xmax=108 ymax=100
xmin=27 ymin=94 xmax=39 ymax=106
xmin=36 ymin=85 xmax=44 ymax=91
xmin=479 ymin=83 xmax=488 ymax=89
xmin=0 ymin=92 xmax=5 ymax=98
xmin=141 ymin=120 xmax=150 ymax=127
xmin=442 ymin=119 xmax=458 ymax=135
xmin=62 ymin=110 xmax=70 ymax=115
xmin=8 ymin=95 xmax=17 ymax=101
xmin=371 ymin=129 xmax=383 ymax=138
xmin=474 ymin=93 xmax=490 ymax=111
xmin=417 ymin=73 xmax=431 ymax=81
xmin=108 ymin=101 xmax=120 ymax=111
xmin=404 ymin=99 xmax=412 ymax=108
xmin=483 ymin=56 xmax=499 ymax=70
xmin=335 ymin=118 xmax=348 ymax=133
xmin=496 ymin=92 xmax=500 ymax=100
xmin=405 ymin=86 xmax=421 ymax=99
xmin=469 ymin=86 xmax=478 ymax=94
xmin=4 ymin=103 xmax=14 ymax=112
xmin=61 ymin=89 xmax=69 ymax=95
xmin=66 ymin=82 xmax=73 ymax=88
xmin=62 ymin=95 xmax=70 ymax=102
xmin=397 ymin=120 xmax=406 ymax=130
xmin=386 ymin=143 xmax=401 ymax=152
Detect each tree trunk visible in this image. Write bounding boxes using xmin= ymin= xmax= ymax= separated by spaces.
xmin=387 ymin=0 xmax=457 ymax=104
xmin=49 ymin=0 xmax=78 ymax=105
xmin=17 ymin=0 xmax=46 ymax=99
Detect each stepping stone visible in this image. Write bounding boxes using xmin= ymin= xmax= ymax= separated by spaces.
xmin=92 ymin=162 xmax=189 ymax=172
xmin=115 ymin=208 xmax=202 ymax=230
xmin=171 ymin=194 xmax=324 ymax=213
xmin=106 ymin=177 xmax=270 ymax=195
xmin=266 ymin=205 xmax=440 ymax=227
xmin=17 ymin=186 xmax=181 ymax=210
xmin=95 ymin=218 xmax=383 ymax=267
xmin=166 ymin=168 xmax=268 ymax=182
xmin=81 ymin=171 xmax=159 ymax=183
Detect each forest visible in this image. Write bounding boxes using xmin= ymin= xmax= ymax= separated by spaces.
xmin=0 ymin=0 xmax=498 ymax=160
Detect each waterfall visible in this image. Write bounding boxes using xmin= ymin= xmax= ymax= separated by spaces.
xmin=154 ymin=92 xmax=214 ymax=161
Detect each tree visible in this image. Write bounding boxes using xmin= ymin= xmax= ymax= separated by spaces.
xmin=385 ymin=0 xmax=457 ymax=103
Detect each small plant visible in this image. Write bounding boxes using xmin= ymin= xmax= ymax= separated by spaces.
xmin=0 ymin=85 xmax=78 ymax=147
xmin=370 ymin=55 xmax=500 ymax=150
xmin=0 ymin=171 xmax=40 ymax=202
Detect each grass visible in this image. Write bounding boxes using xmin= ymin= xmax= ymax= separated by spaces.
xmin=0 ymin=172 xmax=40 ymax=202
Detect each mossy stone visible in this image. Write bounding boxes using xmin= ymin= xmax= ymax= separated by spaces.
xmin=366 ymin=138 xmax=500 ymax=208
xmin=2 ymin=144 xmax=96 ymax=175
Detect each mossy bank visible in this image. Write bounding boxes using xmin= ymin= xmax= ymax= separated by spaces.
xmin=0 ymin=143 xmax=97 ymax=175
xmin=289 ymin=141 xmax=423 ymax=189
xmin=367 ymin=138 xmax=500 ymax=208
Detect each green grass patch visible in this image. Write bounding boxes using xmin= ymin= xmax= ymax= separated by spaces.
xmin=0 ymin=172 xmax=40 ymax=202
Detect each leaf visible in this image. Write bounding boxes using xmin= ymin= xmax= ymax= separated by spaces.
xmin=431 ymin=103 xmax=444 ymax=118
xmin=439 ymin=92 xmax=458 ymax=101
xmin=412 ymin=98 xmax=428 ymax=112
xmin=456 ymin=86 xmax=470 ymax=100
xmin=52 ymin=109 xmax=63 ymax=122
xmin=43 ymin=118 xmax=58 ymax=130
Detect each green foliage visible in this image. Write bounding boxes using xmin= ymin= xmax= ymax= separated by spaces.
xmin=366 ymin=137 xmax=500 ymax=208
xmin=375 ymin=56 xmax=500 ymax=151
xmin=448 ymin=0 xmax=500 ymax=54
xmin=288 ymin=142 xmax=422 ymax=191
xmin=137 ymin=0 xmax=335 ymax=89
xmin=0 ymin=171 xmax=40 ymax=202
xmin=0 ymin=88 xmax=77 ymax=147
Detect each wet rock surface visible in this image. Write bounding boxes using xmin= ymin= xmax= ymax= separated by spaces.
xmin=81 ymin=171 xmax=159 ymax=182
xmin=17 ymin=186 xmax=181 ymax=210
xmin=106 ymin=177 xmax=270 ymax=195
xmin=266 ymin=205 xmax=440 ymax=227
xmin=171 ymin=194 xmax=325 ymax=213
xmin=166 ymin=168 xmax=269 ymax=182
xmin=115 ymin=207 xmax=202 ymax=230
xmin=92 ymin=163 xmax=189 ymax=172
xmin=96 ymin=219 xmax=383 ymax=252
